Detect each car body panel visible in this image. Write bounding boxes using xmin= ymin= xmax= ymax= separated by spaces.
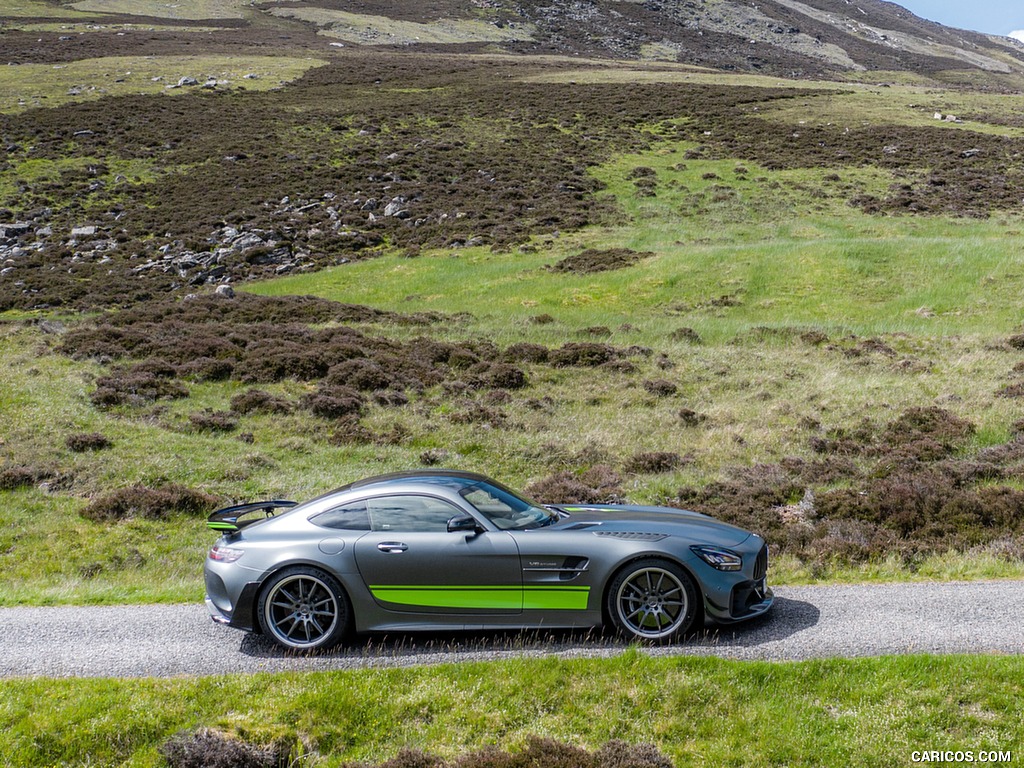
xmin=205 ymin=470 xmax=773 ymax=641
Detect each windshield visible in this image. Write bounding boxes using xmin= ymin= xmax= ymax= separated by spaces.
xmin=459 ymin=481 xmax=559 ymax=530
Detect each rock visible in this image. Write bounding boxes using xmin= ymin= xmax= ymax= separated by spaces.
xmin=0 ymin=222 xmax=31 ymax=240
xmin=383 ymin=197 xmax=407 ymax=217
xmin=71 ymin=226 xmax=97 ymax=238
xmin=202 ymin=79 xmax=218 ymax=89
xmin=177 ymin=76 xmax=198 ymax=87
xmin=214 ymin=284 xmax=236 ymax=299
xmin=961 ymin=148 xmax=981 ymax=158
xmin=882 ymin=145 xmax=899 ymax=155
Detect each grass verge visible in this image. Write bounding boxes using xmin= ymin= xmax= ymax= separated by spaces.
xmin=1 ymin=653 xmax=1020 ymax=766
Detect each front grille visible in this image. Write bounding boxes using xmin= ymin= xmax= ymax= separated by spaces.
xmin=753 ymin=544 xmax=768 ymax=580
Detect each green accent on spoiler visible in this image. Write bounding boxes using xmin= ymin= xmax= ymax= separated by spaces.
xmin=369 ymin=585 xmax=590 ymax=611
xmin=207 ymin=522 xmax=239 ymax=532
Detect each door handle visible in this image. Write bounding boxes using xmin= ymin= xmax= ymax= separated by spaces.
xmin=377 ymin=542 xmax=408 ymax=553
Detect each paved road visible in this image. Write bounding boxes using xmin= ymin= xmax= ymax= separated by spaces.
xmin=2 ymin=581 xmax=1022 ymax=678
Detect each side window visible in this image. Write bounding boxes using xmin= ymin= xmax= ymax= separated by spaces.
xmin=310 ymin=501 xmax=371 ymax=531
xmin=367 ymin=495 xmax=462 ymax=533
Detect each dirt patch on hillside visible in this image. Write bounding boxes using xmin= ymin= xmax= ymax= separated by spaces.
xmin=549 ymin=248 xmax=653 ymax=275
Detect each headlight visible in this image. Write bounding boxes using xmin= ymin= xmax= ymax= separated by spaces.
xmin=209 ymin=545 xmax=244 ymax=563
xmin=690 ymin=545 xmax=742 ymax=571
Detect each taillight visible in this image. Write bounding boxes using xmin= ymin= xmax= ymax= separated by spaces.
xmin=208 ymin=545 xmax=244 ymax=563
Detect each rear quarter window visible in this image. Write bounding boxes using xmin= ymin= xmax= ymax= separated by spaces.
xmin=310 ymin=501 xmax=371 ymax=531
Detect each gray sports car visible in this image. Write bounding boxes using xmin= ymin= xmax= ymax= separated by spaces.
xmin=204 ymin=470 xmax=772 ymax=650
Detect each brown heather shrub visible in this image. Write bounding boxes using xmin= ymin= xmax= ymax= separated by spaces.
xmin=301 ymin=386 xmax=365 ymax=419
xmin=678 ymin=408 xmax=706 ymax=427
xmin=90 ymin=370 xmax=189 ymax=408
xmin=503 ymin=342 xmax=550 ymax=364
xmin=82 ymin=484 xmax=221 ymax=521
xmin=463 ymin=362 xmax=528 ymax=390
xmin=229 ymin=389 xmax=293 ymax=415
xmin=161 ymin=728 xmax=286 ymax=768
xmin=549 ymin=342 xmax=619 ymax=367
xmin=642 ymin=379 xmax=677 ymax=397
xmin=65 ymin=432 xmax=112 ymax=452
xmin=341 ymin=737 xmax=670 ymax=768
xmin=178 ymin=357 xmax=234 ymax=381
xmin=526 ymin=465 xmax=623 ymax=504
xmin=0 ymin=465 xmax=53 ymax=490
xmin=669 ymin=327 xmax=702 ymax=344
xmin=550 ymin=248 xmax=653 ymax=275
xmin=188 ymin=410 xmax=239 ymax=433
xmin=624 ymin=452 xmax=686 ymax=474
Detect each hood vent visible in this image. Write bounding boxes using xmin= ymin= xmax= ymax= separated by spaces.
xmin=593 ymin=530 xmax=667 ymax=542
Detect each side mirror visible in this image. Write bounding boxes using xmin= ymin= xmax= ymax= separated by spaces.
xmin=447 ymin=514 xmax=481 ymax=534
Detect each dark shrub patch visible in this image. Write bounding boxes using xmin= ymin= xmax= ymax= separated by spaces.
xmin=624 ymin=451 xmax=685 ymax=474
xmin=82 ymin=484 xmax=220 ymax=521
xmin=419 ymin=448 xmax=451 ymax=466
xmin=90 ymin=370 xmax=189 ymax=408
xmin=997 ymin=382 xmax=1024 ymax=398
xmin=530 ymin=314 xmax=556 ymax=325
xmin=463 ymin=362 xmax=528 ymax=390
xmin=550 ymin=342 xmax=619 ymax=367
xmin=161 ymin=728 xmax=285 ymax=768
xmin=550 ymin=248 xmax=653 ymax=275
xmin=503 ymin=343 xmax=550 ymax=364
xmin=678 ymin=408 xmax=706 ymax=426
xmin=526 ymin=465 xmax=623 ymax=504
xmin=342 ymin=737 xmax=670 ymax=768
xmin=1008 ymin=334 xmax=1024 ymax=350
xmin=178 ymin=357 xmax=234 ymax=382
xmin=879 ymin=406 xmax=975 ymax=455
xmin=449 ymin=403 xmax=508 ymax=429
xmin=65 ymin=432 xmax=112 ymax=452
xmin=669 ymin=327 xmax=702 ymax=344
xmin=301 ymin=386 xmax=365 ymax=419
xmin=229 ymin=389 xmax=293 ymax=415
xmin=188 ymin=410 xmax=239 ymax=433
xmin=0 ymin=465 xmax=52 ymax=490
xmin=642 ymin=379 xmax=677 ymax=397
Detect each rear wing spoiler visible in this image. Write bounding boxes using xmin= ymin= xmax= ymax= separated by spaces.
xmin=207 ymin=500 xmax=297 ymax=533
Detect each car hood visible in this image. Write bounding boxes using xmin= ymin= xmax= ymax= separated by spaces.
xmin=551 ymin=504 xmax=753 ymax=548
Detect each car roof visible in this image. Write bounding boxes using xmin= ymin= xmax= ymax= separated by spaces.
xmin=338 ymin=469 xmax=501 ymax=495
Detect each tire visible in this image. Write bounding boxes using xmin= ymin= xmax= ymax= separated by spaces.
xmin=606 ymin=558 xmax=698 ymax=642
xmin=257 ymin=566 xmax=351 ymax=651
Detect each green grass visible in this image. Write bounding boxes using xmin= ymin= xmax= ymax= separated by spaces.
xmin=1 ymin=654 xmax=1020 ymax=766
xmin=68 ymin=0 xmax=250 ymax=20
xmin=0 ymin=55 xmax=327 ymax=114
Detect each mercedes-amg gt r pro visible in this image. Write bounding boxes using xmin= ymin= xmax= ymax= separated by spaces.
xmin=204 ymin=470 xmax=772 ymax=650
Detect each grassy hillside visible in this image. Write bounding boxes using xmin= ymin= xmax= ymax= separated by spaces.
xmin=2 ymin=0 xmax=1024 ymax=612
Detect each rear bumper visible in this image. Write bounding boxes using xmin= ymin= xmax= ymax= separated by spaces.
xmin=204 ymin=580 xmax=261 ymax=633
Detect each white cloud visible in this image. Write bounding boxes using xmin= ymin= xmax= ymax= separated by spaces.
xmin=1010 ymin=30 xmax=1024 ymax=43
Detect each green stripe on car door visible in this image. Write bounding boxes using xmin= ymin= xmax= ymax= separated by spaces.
xmin=369 ymin=585 xmax=590 ymax=610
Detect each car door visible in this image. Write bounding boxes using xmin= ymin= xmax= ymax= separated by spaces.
xmin=353 ymin=493 xmax=523 ymax=615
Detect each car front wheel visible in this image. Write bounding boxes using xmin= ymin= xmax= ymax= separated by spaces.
xmin=257 ymin=566 xmax=351 ymax=651
xmin=606 ymin=558 xmax=698 ymax=642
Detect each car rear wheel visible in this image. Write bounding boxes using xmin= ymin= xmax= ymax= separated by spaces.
xmin=606 ymin=558 xmax=698 ymax=642
xmin=258 ymin=566 xmax=351 ymax=651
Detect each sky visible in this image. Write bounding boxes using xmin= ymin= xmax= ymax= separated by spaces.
xmin=893 ymin=0 xmax=1024 ymax=41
